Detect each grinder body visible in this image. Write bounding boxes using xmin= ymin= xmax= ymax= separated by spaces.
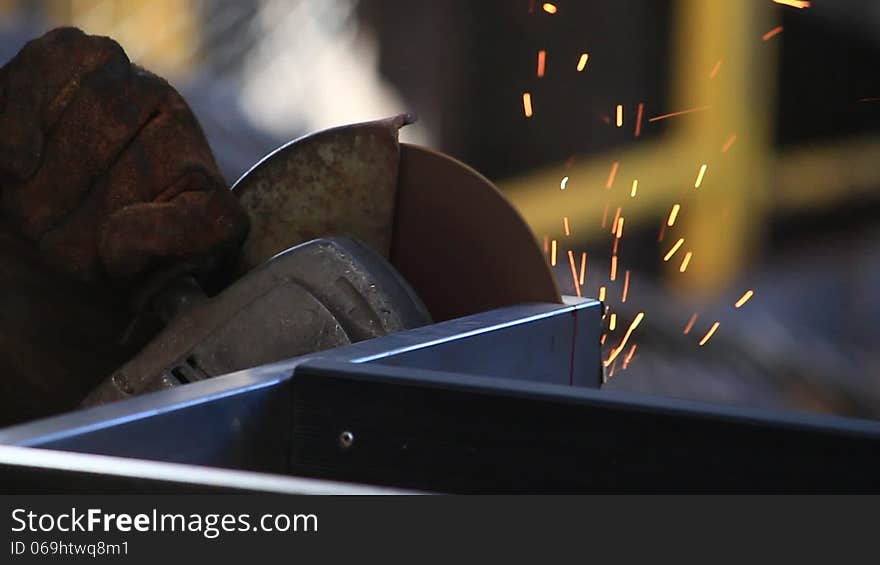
xmin=83 ymin=237 xmax=431 ymax=406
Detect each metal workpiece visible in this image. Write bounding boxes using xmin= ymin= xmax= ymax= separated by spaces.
xmin=287 ymin=360 xmax=880 ymax=492
xmin=12 ymin=298 xmax=880 ymax=492
xmin=82 ymin=237 xmax=431 ymax=407
xmin=317 ymin=297 xmax=602 ymax=388
xmin=0 ymin=445 xmax=413 ymax=494
xmin=2 ymin=299 xmax=880 ymax=491
xmin=0 ymin=302 xmax=599 ymax=460
xmin=2 ymin=365 xmax=291 ymax=469
xmin=5 ymin=341 xmax=880 ymax=492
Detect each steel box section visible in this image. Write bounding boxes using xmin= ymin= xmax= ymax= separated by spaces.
xmin=287 ymin=359 xmax=880 ymax=492
xmin=318 ymin=298 xmax=602 ymax=387
xmin=0 ymin=301 xmax=600 ymax=466
xmin=0 ymin=444 xmax=411 ymax=494
xmin=4 ymin=298 xmax=878 ymax=492
xmin=4 ymin=356 xmax=880 ymax=492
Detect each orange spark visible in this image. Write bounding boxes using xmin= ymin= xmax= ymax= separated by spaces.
xmin=721 ymin=134 xmax=737 ymax=153
xmin=604 ymin=312 xmax=645 ymax=367
xmin=762 ymin=26 xmax=784 ymax=41
xmin=522 ymin=92 xmax=533 ymax=117
xmin=606 ymin=161 xmax=620 ymax=189
xmin=610 ymin=207 xmax=622 ymax=234
xmin=630 ymin=179 xmax=638 ymax=197
xmin=608 ymin=358 xmax=618 ymax=379
xmin=551 ymin=239 xmax=557 ymax=266
xmin=537 ymin=50 xmax=546 ymax=77
xmin=576 ymin=53 xmax=590 ymax=71
xmin=657 ymin=222 xmax=667 ymax=243
xmin=542 ymin=2 xmax=557 ymax=14
xmin=634 ymin=103 xmax=644 ymax=137
xmin=623 ymin=343 xmax=638 ymax=368
xmin=609 ymin=313 xmax=617 ymax=331
xmin=560 ymin=176 xmax=569 ymax=190
xmin=683 ymin=313 xmax=698 ymax=335
xmin=679 ymin=251 xmax=693 ymax=272
xmin=600 ymin=333 xmax=607 ymax=345
xmin=699 ymin=321 xmax=720 ymax=346
xmin=601 ymin=202 xmax=610 ymax=228
xmin=694 ymin=164 xmax=708 ymax=188
xmin=543 ymin=235 xmax=549 ymax=254
xmin=610 ymin=255 xmax=618 ymax=281
xmin=648 ymin=105 xmax=711 ymax=122
xmin=612 ymin=237 xmax=619 ymax=256
xmin=621 ymin=270 xmax=630 ymax=303
xmin=616 ymin=104 xmax=623 ymax=127
xmin=773 ymin=0 xmax=810 ymax=8
xmin=663 ymin=238 xmax=685 ymax=261
xmin=567 ymin=250 xmax=582 ymax=297
xmin=579 ymin=252 xmax=587 ymax=285
xmin=563 ymin=216 xmax=571 ymax=236
xmin=667 ymin=203 xmax=681 ymax=226
xmin=598 ymin=286 xmax=607 ymax=302
xmin=709 ymin=59 xmax=723 ymax=79
xmin=615 ymin=216 xmax=624 ymax=239
xmin=735 ymin=289 xmax=754 ymax=308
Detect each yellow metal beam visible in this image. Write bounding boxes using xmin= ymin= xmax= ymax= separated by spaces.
xmin=671 ymin=0 xmax=776 ymax=293
xmin=775 ymin=135 xmax=880 ymax=212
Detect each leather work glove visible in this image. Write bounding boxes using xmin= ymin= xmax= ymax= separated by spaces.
xmin=0 ymin=27 xmax=249 ymax=284
xmin=0 ymin=27 xmax=249 ymax=426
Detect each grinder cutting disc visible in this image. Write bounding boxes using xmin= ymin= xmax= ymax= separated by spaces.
xmin=392 ymin=144 xmax=561 ymax=321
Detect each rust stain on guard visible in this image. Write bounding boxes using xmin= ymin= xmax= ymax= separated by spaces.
xmin=233 ymin=114 xmax=413 ymax=272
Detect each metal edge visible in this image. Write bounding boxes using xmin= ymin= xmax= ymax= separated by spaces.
xmin=0 ymin=445 xmax=418 ymax=494
xmin=293 ymin=358 xmax=880 ymax=439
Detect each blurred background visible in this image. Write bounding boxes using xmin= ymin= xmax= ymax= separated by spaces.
xmin=2 ymin=0 xmax=880 ymax=418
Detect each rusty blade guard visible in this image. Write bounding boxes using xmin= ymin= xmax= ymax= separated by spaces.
xmin=234 ymin=115 xmax=413 ymax=271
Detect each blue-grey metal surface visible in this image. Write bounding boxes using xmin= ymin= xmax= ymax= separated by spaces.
xmin=285 ymin=359 xmax=880 ymax=492
xmin=0 ymin=445 xmax=414 ymax=494
xmin=566 ymin=297 xmax=604 ymax=387
xmin=0 ymin=300 xmax=600 ymax=457
xmin=318 ymin=298 xmax=602 ymax=387
xmin=0 ymin=365 xmax=291 ymax=470
xmin=3 ymin=299 xmax=880 ymax=491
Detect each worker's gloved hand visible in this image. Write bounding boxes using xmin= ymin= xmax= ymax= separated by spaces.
xmin=0 ymin=27 xmax=249 ymax=284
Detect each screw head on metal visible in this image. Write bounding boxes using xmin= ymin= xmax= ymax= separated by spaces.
xmin=339 ymin=430 xmax=355 ymax=449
